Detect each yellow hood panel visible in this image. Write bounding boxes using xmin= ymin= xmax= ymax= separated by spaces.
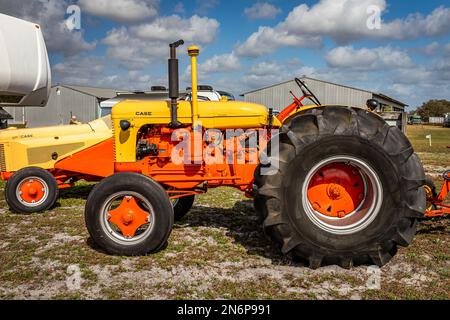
xmin=0 ymin=116 xmax=112 ymax=172
xmin=111 ymin=100 xmax=269 ymax=129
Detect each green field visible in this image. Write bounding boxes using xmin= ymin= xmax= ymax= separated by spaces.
xmin=0 ymin=126 xmax=448 ymax=300
xmin=408 ymin=125 xmax=450 ymax=154
xmin=408 ymin=125 xmax=450 ymax=194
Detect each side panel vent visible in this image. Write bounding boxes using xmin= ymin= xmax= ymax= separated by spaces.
xmin=112 ymin=125 xmax=117 ymax=161
xmin=0 ymin=144 xmax=7 ymax=171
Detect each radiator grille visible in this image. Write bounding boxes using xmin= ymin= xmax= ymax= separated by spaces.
xmin=0 ymin=144 xmax=6 ymax=171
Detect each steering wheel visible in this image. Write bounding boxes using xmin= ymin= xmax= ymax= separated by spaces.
xmin=295 ymin=78 xmax=321 ymax=106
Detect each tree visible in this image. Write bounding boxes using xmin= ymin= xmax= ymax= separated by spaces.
xmin=415 ymin=99 xmax=450 ymax=121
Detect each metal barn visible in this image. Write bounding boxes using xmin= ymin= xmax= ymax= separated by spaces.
xmin=4 ymin=85 xmax=129 ymax=127
xmin=241 ymin=77 xmax=407 ymax=112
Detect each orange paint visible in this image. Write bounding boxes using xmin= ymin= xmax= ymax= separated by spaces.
xmin=18 ymin=179 xmax=45 ymax=204
xmin=1 ymin=172 xmax=13 ymax=180
xmin=307 ymin=163 xmax=365 ymax=218
xmin=54 ymin=138 xmax=114 ymax=178
xmin=108 ymin=196 xmax=150 ymax=237
xmin=425 ymin=175 xmax=449 ymax=217
xmin=114 ymin=128 xmax=259 ymax=192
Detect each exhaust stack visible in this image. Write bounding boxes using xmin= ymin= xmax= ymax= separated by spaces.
xmin=168 ymin=39 xmax=184 ymax=128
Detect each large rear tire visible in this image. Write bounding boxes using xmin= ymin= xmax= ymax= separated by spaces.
xmin=254 ymin=106 xmax=426 ymax=268
xmin=5 ymin=167 xmax=59 ymax=214
xmin=85 ymin=172 xmax=174 ymax=256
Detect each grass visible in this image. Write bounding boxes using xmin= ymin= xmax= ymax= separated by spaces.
xmin=0 ymin=125 xmax=448 ymax=300
xmin=407 ymin=124 xmax=450 ymax=153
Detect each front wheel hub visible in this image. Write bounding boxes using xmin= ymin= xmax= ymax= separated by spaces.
xmin=16 ymin=177 xmax=48 ymax=207
xmin=101 ymin=192 xmax=154 ymax=243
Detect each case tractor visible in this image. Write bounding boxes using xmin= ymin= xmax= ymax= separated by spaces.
xmin=0 ymin=16 xmax=432 ymax=268
xmin=80 ymin=40 xmax=426 ymax=268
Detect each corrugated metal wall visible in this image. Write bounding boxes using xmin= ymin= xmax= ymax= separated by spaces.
xmin=2 ymin=106 xmax=24 ymax=125
xmin=244 ymin=78 xmax=373 ymax=111
xmin=25 ymin=86 xmax=98 ymax=127
xmin=4 ymin=86 xmax=99 ymax=127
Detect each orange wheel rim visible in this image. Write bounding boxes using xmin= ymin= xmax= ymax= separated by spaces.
xmin=105 ymin=194 xmax=151 ymax=239
xmin=302 ymin=156 xmax=383 ymax=235
xmin=307 ymin=162 xmax=365 ymax=218
xmin=17 ymin=177 xmax=47 ymax=205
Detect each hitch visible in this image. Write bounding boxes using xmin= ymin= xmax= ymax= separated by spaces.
xmin=425 ymin=170 xmax=450 ymax=217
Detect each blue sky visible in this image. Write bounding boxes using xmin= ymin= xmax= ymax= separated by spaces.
xmin=2 ymin=0 xmax=450 ymax=109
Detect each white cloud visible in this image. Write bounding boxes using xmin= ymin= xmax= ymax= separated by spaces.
xmin=420 ymin=42 xmax=440 ymax=56
xmin=174 ymin=2 xmax=185 ymax=15
xmin=390 ymin=67 xmax=434 ymax=85
xmin=78 ymin=0 xmax=159 ymax=23
xmin=53 ymin=55 xmax=156 ymax=90
xmin=431 ymin=59 xmax=450 ymax=82
xmin=199 ymin=53 xmax=240 ymax=73
xmin=325 ymin=46 xmax=413 ymax=70
xmin=444 ymin=43 xmax=450 ymax=56
xmin=280 ymin=0 xmax=450 ymax=42
xmin=236 ymin=0 xmax=450 ymax=57
xmin=244 ymin=2 xmax=281 ymax=20
xmin=235 ymin=26 xmax=322 ymax=57
xmin=182 ymin=52 xmax=240 ymax=85
xmin=102 ymin=27 xmax=167 ymax=70
xmin=379 ymin=6 xmax=450 ymax=40
xmin=385 ymin=61 xmax=450 ymax=108
xmin=195 ymin=0 xmax=220 ymax=15
xmin=127 ymin=70 xmax=152 ymax=84
xmin=102 ymin=15 xmax=220 ymax=69
xmin=131 ymin=15 xmax=219 ymax=43
xmin=278 ymin=0 xmax=385 ymax=43
xmin=0 ymin=0 xmax=96 ymax=56
xmin=248 ymin=61 xmax=281 ymax=76
xmin=240 ymin=61 xmax=317 ymax=90
xmin=53 ymin=56 xmax=107 ymax=86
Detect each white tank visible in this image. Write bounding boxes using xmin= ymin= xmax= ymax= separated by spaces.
xmin=0 ymin=13 xmax=51 ymax=107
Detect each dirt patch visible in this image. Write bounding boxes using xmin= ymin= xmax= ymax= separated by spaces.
xmin=0 ymin=142 xmax=449 ymax=299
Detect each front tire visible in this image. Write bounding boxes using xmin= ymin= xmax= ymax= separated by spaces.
xmin=254 ymin=106 xmax=426 ymax=268
xmin=5 ymin=167 xmax=59 ymax=213
xmin=172 ymin=195 xmax=195 ymax=221
xmin=85 ymin=173 xmax=174 ymax=256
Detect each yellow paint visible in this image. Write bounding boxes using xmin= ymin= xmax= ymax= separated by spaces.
xmin=271 ymin=116 xmax=282 ymax=127
xmin=188 ymin=45 xmax=200 ymax=124
xmin=0 ymin=116 xmax=112 ymax=172
xmin=112 ymin=100 xmax=270 ymax=162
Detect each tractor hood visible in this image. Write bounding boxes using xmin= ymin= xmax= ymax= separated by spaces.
xmin=0 ymin=116 xmax=111 ymax=142
xmin=0 ymin=116 xmax=112 ymax=172
xmin=111 ymin=100 xmax=270 ymax=130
